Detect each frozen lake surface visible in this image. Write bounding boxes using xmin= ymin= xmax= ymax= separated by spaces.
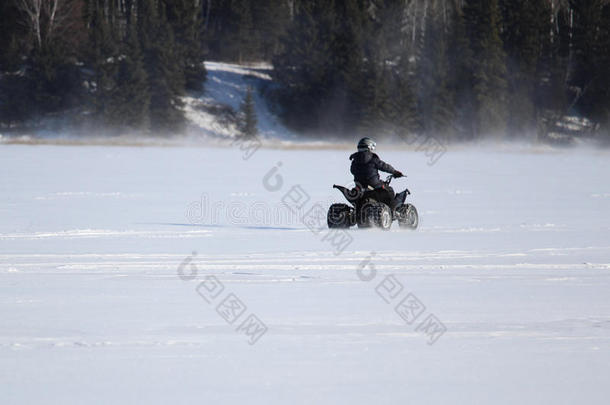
xmin=1 ymin=144 xmax=609 ymax=404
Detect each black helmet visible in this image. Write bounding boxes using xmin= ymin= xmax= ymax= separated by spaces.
xmin=357 ymin=137 xmax=376 ymax=152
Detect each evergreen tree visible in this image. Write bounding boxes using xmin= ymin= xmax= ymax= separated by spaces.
xmin=252 ymin=0 xmax=292 ymax=60
xmin=447 ymin=5 xmax=476 ymax=139
xmin=89 ymin=2 xmax=120 ymax=126
xmin=138 ymin=0 xmax=185 ymax=133
xmin=352 ymin=0 xmax=390 ymax=134
xmin=161 ymin=0 xmax=207 ymax=91
xmin=208 ymin=0 xmax=258 ymax=62
xmin=500 ymin=0 xmax=552 ymax=137
xmin=29 ymin=43 xmax=84 ymax=117
xmin=356 ymin=57 xmax=393 ymax=135
xmin=391 ymin=54 xmax=418 ymax=137
xmin=0 ymin=1 xmax=29 ymax=126
xmin=416 ymin=10 xmax=454 ymax=138
xmin=570 ymin=0 xmax=610 ymax=135
xmin=0 ymin=74 xmax=31 ymax=127
xmin=272 ymin=1 xmax=335 ymax=132
xmin=0 ymin=1 xmax=24 ymax=72
xmin=382 ymin=0 xmax=418 ymax=137
xmin=105 ymin=26 xmax=150 ymax=131
xmin=535 ymin=3 xmax=571 ymax=136
xmin=235 ymin=0 xmax=256 ymax=63
xmin=463 ymin=0 xmax=509 ymax=136
xmin=319 ymin=0 xmax=366 ymax=134
xmin=593 ymin=4 xmax=610 ymax=136
xmin=273 ymin=0 xmax=367 ymax=135
xmin=206 ymin=0 xmax=291 ymax=62
xmin=240 ymin=86 xmax=258 ymax=138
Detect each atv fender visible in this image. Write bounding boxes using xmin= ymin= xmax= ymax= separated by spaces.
xmin=333 ymin=185 xmax=362 ymax=204
xmin=394 ymin=189 xmax=410 ymax=207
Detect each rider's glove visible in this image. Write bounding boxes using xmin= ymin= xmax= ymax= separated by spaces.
xmin=394 ymin=171 xmax=404 ymax=178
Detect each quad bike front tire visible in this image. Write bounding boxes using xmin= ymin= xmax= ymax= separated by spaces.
xmin=396 ymin=204 xmax=419 ymax=230
xmin=327 ymin=204 xmax=355 ymax=228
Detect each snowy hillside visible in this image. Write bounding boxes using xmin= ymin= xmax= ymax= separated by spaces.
xmin=1 ymin=144 xmax=609 ymax=404
xmin=183 ymin=61 xmax=297 ymax=142
xmin=1 ymin=62 xmax=299 ymax=146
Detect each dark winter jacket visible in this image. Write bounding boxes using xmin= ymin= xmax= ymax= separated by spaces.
xmin=350 ymin=150 xmax=398 ymax=189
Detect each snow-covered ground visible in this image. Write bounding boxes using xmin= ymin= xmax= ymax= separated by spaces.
xmin=1 ymin=144 xmax=610 ymax=404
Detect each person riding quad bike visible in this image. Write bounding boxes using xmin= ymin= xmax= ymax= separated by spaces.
xmin=350 ymin=137 xmax=404 ymax=211
xmin=327 ymin=138 xmax=418 ymax=230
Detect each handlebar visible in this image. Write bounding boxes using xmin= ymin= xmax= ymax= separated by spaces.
xmin=384 ymin=174 xmax=411 ymax=196
xmin=384 ymin=174 xmax=404 ymax=184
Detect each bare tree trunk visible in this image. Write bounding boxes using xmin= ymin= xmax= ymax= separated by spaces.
xmin=45 ymin=0 xmax=59 ymax=44
xmin=15 ymin=0 xmax=81 ymax=50
xmin=422 ymin=0 xmax=428 ymax=35
xmin=16 ymin=0 xmax=43 ymax=48
xmin=409 ymin=0 xmax=417 ymax=46
xmin=287 ymin=0 xmax=295 ymax=20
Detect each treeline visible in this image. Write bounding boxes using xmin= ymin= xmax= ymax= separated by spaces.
xmin=272 ymin=0 xmax=610 ymax=140
xmin=1 ymin=0 xmax=609 ymax=140
xmin=0 ymin=0 xmax=206 ymax=133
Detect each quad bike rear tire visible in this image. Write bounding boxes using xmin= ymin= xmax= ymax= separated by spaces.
xmin=327 ymin=204 xmax=354 ymax=228
xmin=376 ymin=203 xmax=393 ymax=230
xmin=396 ymin=204 xmax=418 ymax=230
xmin=358 ymin=201 xmax=392 ymax=230
xmin=357 ymin=199 xmax=376 ymax=229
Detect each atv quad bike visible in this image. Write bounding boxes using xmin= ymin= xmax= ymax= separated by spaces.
xmin=327 ymin=175 xmax=418 ymax=231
